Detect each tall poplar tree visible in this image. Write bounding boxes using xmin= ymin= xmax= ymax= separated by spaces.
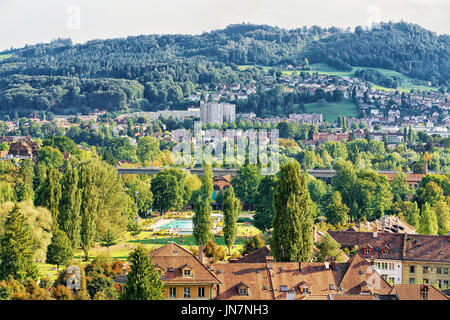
xmin=419 ymin=203 xmax=439 ymax=235
xmin=79 ymin=166 xmax=99 ymax=261
xmin=272 ymin=160 xmax=314 ymax=262
xmin=0 ymin=204 xmax=39 ymax=281
xmin=193 ymin=164 xmax=214 ymax=250
xmin=35 ymin=166 xmax=62 ymax=219
xmin=222 ymin=185 xmax=241 ymax=254
xmin=120 ymin=246 xmax=164 ymax=300
xmin=58 ymin=162 xmax=82 ymax=249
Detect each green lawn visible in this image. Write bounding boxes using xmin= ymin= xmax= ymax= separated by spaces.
xmin=303 ymin=99 xmax=358 ymax=122
xmin=0 ymin=54 xmax=12 ymax=61
xmin=309 ymin=63 xmax=437 ymax=93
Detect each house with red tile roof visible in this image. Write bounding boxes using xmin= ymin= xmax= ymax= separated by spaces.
xmin=389 ymin=284 xmax=449 ymax=300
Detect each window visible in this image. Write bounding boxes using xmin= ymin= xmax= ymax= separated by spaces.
xmin=444 ymin=280 xmax=448 ymax=289
xmin=437 ymin=280 xmax=442 ymax=289
xmin=382 ymin=249 xmax=388 ymax=255
xmin=389 ymin=263 xmax=394 ymax=270
xmin=423 ymin=266 xmax=429 ymax=274
xmin=423 ymin=279 xmax=429 ymax=284
xmin=444 ymin=268 xmax=448 ymax=275
xmin=409 ymin=278 xmax=415 ymax=284
xmin=381 ymin=263 xmax=388 ymax=270
xmin=437 ymin=268 xmax=442 ymax=274
xmin=410 ymin=266 xmax=415 ymax=273
xmin=364 ymin=248 xmax=371 ymax=255
xmin=302 ymin=287 xmax=309 ymax=294
xmin=184 ymin=287 xmax=191 ymax=298
xmin=183 ymin=269 xmax=191 ymax=276
xmin=239 ymin=288 xmax=248 ymax=296
xmin=169 ymin=287 xmax=177 ymax=299
xmin=388 ymin=277 xmax=395 ymax=284
xmin=375 ymin=262 xmax=381 ymax=269
xmin=280 ymin=286 xmax=288 ymax=292
xmin=198 ymin=287 xmax=205 ymax=298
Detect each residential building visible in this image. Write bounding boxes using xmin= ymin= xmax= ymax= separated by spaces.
xmin=389 ymin=284 xmax=449 ymax=300
xmin=211 ymin=253 xmax=392 ymax=300
xmin=329 ymin=231 xmax=450 ymax=289
xmin=200 ymin=102 xmax=236 ymax=125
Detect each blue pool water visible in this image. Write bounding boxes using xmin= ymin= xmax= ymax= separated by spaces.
xmin=158 ymin=220 xmax=193 ymax=234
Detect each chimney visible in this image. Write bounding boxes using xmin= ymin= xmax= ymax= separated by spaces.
xmin=370 ymin=255 xmax=375 ymax=266
xmin=324 ymin=261 xmax=330 ymax=270
xmin=330 ymin=257 xmax=337 ymax=270
xmin=266 ymin=256 xmax=274 ymax=270
xmin=298 ymin=261 xmax=302 ymax=272
xmin=198 ymin=242 xmax=204 ymax=263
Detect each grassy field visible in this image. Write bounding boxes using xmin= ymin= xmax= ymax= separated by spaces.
xmin=303 ymin=99 xmax=358 ymax=122
xmin=37 ymin=219 xmax=262 ymax=280
xmin=237 ymin=63 xmax=437 ymax=93
xmin=0 ymin=54 xmax=12 ymax=61
xmin=309 ymin=63 xmax=437 ymax=92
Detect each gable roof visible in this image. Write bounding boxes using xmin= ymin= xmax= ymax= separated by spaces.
xmin=150 ymin=242 xmax=221 ymax=285
xmin=335 ymin=254 xmax=392 ymax=295
xmin=389 ymin=284 xmax=450 ymax=300
xmin=328 ymin=231 xmax=405 ymax=260
xmin=329 ymin=231 xmax=450 ymax=263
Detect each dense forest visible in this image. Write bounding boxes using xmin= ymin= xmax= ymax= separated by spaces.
xmin=0 ymin=21 xmax=448 ymax=115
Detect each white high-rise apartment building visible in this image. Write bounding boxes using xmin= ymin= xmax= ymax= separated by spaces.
xmin=200 ymin=102 xmax=236 ymax=125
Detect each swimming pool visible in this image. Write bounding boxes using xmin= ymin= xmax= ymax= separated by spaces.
xmin=157 ymin=220 xmax=193 ymax=234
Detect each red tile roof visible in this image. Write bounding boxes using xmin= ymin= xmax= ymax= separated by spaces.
xmin=389 ymin=284 xmax=450 ymax=300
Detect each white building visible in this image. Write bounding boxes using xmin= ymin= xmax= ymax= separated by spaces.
xmin=200 ymin=102 xmax=236 ymax=125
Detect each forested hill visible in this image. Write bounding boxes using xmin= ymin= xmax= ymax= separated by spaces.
xmin=0 ymin=21 xmax=448 ymax=116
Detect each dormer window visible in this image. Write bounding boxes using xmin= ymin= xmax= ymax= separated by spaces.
xmin=382 ymin=249 xmax=388 ymax=255
xmin=302 ymin=287 xmax=309 ymax=294
xmin=184 ymin=269 xmax=191 ymax=276
xmin=239 ymin=288 xmax=248 ymax=296
xmin=420 ymin=286 xmax=429 ymax=300
xmin=364 ymin=248 xmax=371 ymax=255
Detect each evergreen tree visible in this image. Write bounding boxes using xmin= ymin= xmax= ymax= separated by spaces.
xmin=253 ymin=175 xmax=277 ymax=231
xmin=120 ymin=246 xmax=164 ymax=300
xmin=46 ymin=227 xmax=74 ymax=272
xmin=222 ymin=185 xmax=241 ymax=254
xmin=100 ymin=229 xmax=118 ymax=255
xmin=35 ymin=166 xmax=62 ymax=219
xmin=0 ymin=204 xmax=39 ymax=281
xmin=58 ymin=162 xmax=82 ymax=249
xmin=419 ymin=203 xmax=439 ymax=235
xmin=272 ymin=160 xmax=314 ymax=262
xmin=79 ymin=167 xmax=99 ymax=261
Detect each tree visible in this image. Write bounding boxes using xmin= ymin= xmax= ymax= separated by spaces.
xmin=37 ymin=146 xmax=64 ymax=168
xmin=120 ymin=246 xmax=164 ymax=300
xmin=100 ymin=229 xmax=118 ymax=255
xmin=79 ymin=166 xmax=99 ymax=261
xmin=58 ymin=162 xmax=82 ymax=249
xmin=253 ymin=175 xmax=277 ymax=231
xmin=34 ymin=166 xmax=62 ymax=219
xmin=137 ymin=136 xmax=160 ymax=166
xmin=391 ymin=172 xmax=413 ymax=202
xmin=414 ymin=181 xmax=444 ymax=208
xmin=151 ymin=169 xmax=186 ymax=214
xmin=433 ymin=200 xmax=449 ymax=236
xmin=405 ymin=201 xmax=420 ymax=230
xmin=418 ymin=203 xmax=439 ymax=235
xmin=0 ymin=204 xmax=39 ymax=281
xmin=315 ymin=233 xmax=345 ymax=262
xmin=222 ymin=185 xmax=241 ymax=254
xmin=46 ymin=227 xmax=74 ymax=272
xmin=241 ymin=234 xmax=265 ymax=255
xmin=193 ymin=164 xmax=214 ymax=250
xmin=271 ymin=160 xmax=314 ymax=262
xmin=231 ymin=164 xmax=261 ymax=209
xmin=324 ymin=191 xmax=350 ymax=226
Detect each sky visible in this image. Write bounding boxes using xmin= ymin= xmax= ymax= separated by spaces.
xmin=0 ymin=0 xmax=449 ymax=51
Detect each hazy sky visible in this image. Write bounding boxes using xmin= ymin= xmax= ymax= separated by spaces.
xmin=0 ymin=0 xmax=449 ymax=51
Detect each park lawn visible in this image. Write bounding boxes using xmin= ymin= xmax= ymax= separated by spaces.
xmin=303 ymin=99 xmax=358 ymax=122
